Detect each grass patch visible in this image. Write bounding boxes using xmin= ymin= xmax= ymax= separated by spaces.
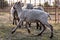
xmin=0 ymin=12 xmax=60 ymax=40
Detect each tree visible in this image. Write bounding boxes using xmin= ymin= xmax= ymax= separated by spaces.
xmin=53 ymin=0 xmax=58 ymax=7
xmin=0 ymin=0 xmax=8 ymax=9
xmin=44 ymin=2 xmax=51 ymax=7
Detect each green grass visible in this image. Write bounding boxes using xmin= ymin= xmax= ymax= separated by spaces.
xmin=0 ymin=12 xmax=60 ymax=40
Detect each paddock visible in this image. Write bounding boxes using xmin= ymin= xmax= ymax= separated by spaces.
xmin=0 ymin=0 xmax=60 ymax=40
xmin=0 ymin=11 xmax=59 ymax=40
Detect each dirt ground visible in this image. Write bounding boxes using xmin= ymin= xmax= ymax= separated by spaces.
xmin=0 ymin=12 xmax=60 ymax=40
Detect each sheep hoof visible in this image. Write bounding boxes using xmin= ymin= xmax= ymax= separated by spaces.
xmin=50 ymin=34 xmax=53 ymax=39
xmin=18 ymin=25 xmax=21 ymax=28
xmin=50 ymin=36 xmax=53 ymax=39
xmin=13 ymin=23 xmax=14 ymax=25
xmin=11 ymin=30 xmax=15 ymax=34
xmin=37 ymin=33 xmax=42 ymax=36
xmin=50 ymin=37 xmax=52 ymax=39
xmin=28 ymin=30 xmax=31 ymax=33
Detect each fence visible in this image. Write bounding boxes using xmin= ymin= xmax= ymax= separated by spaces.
xmin=44 ymin=7 xmax=59 ymax=23
xmin=0 ymin=0 xmax=60 ymax=23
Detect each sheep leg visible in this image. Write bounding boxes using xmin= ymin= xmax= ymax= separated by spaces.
xmin=39 ymin=23 xmax=42 ymax=30
xmin=11 ymin=25 xmax=19 ymax=34
xmin=11 ymin=20 xmax=22 ymax=34
xmin=18 ymin=18 xmax=20 ymax=22
xmin=13 ymin=12 xmax=15 ymax=25
xmin=26 ymin=22 xmax=31 ymax=33
xmin=46 ymin=24 xmax=53 ymax=38
xmin=36 ymin=22 xmax=42 ymax=30
xmin=17 ymin=18 xmax=22 ymax=28
xmin=18 ymin=21 xmax=23 ymax=28
xmin=15 ymin=20 xmax=17 ymax=25
xmin=13 ymin=17 xmax=17 ymax=25
xmin=36 ymin=22 xmax=39 ymax=29
xmin=49 ymin=24 xmax=53 ymax=38
xmin=13 ymin=19 xmax=17 ymax=25
xmin=29 ymin=22 xmax=31 ymax=27
xmin=37 ymin=22 xmax=46 ymax=36
xmin=13 ymin=18 xmax=14 ymax=25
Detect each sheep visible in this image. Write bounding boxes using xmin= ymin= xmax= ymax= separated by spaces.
xmin=10 ymin=3 xmax=44 ymax=26
xmin=11 ymin=2 xmax=53 ymax=38
xmin=10 ymin=3 xmax=42 ymax=30
xmin=10 ymin=7 xmax=19 ymax=25
xmin=25 ymin=3 xmax=46 ymax=29
xmin=10 ymin=3 xmax=24 ymax=25
xmin=26 ymin=3 xmax=33 ymax=9
xmin=25 ymin=3 xmax=42 ymax=29
xmin=26 ymin=3 xmax=44 ymax=11
xmin=25 ymin=3 xmax=51 ymax=30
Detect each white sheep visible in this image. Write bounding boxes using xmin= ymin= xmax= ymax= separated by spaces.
xmin=11 ymin=2 xmax=53 ymax=38
xmin=25 ymin=3 xmax=51 ymax=29
xmin=26 ymin=3 xmax=44 ymax=11
xmin=25 ymin=3 xmax=44 ymax=29
xmin=10 ymin=3 xmax=24 ymax=25
xmin=10 ymin=7 xmax=19 ymax=25
xmin=10 ymin=3 xmax=42 ymax=30
xmin=10 ymin=3 xmax=45 ymax=26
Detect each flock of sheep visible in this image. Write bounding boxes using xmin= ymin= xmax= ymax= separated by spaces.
xmin=10 ymin=1 xmax=53 ymax=38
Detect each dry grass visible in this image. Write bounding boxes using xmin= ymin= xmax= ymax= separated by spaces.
xmin=0 ymin=12 xmax=60 ymax=40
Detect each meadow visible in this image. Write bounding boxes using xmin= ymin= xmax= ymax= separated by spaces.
xmin=0 ymin=12 xmax=60 ymax=40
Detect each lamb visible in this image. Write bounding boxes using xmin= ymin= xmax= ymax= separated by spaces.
xmin=10 ymin=3 xmax=45 ymax=26
xmin=10 ymin=7 xmax=19 ymax=25
xmin=10 ymin=3 xmax=24 ymax=25
xmin=11 ymin=2 xmax=53 ymax=38
xmin=26 ymin=3 xmax=44 ymax=11
xmin=25 ymin=3 xmax=51 ymax=29
xmin=26 ymin=3 xmax=33 ymax=9
xmin=26 ymin=3 xmax=44 ymax=29
xmin=10 ymin=3 xmax=43 ymax=30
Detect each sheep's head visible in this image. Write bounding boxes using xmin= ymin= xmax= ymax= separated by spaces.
xmin=13 ymin=1 xmax=22 ymax=9
xmin=26 ymin=3 xmax=33 ymax=9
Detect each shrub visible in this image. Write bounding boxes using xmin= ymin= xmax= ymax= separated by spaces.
xmin=0 ymin=0 xmax=8 ymax=9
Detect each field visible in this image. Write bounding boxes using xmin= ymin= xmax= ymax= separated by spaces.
xmin=0 ymin=12 xmax=60 ymax=40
